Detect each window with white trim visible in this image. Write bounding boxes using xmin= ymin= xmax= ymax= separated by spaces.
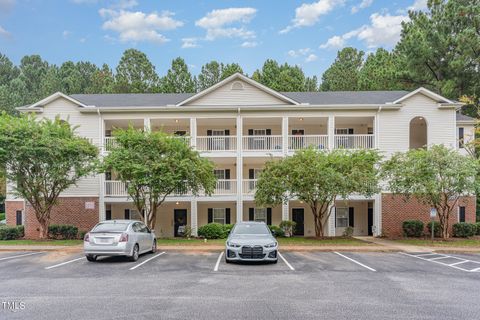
xmin=254 ymin=208 xmax=267 ymax=223
xmin=130 ymin=209 xmax=142 ymax=220
xmin=458 ymin=127 xmax=465 ymax=148
xmin=335 ymin=128 xmax=353 ymax=135
xmin=214 ymin=169 xmax=226 ymax=180
xmin=213 ymin=208 xmax=226 ymax=224
xmin=336 ymin=207 xmax=348 ymax=228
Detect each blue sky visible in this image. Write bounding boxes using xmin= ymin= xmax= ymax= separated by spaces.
xmin=0 ymin=0 xmax=427 ymax=77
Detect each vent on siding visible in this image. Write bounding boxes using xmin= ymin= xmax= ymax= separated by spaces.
xmin=231 ymin=81 xmax=244 ymax=91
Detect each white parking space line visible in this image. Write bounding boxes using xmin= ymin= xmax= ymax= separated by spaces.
xmin=45 ymin=257 xmax=84 ymax=270
xmin=400 ymin=252 xmax=480 ymax=272
xmin=334 ymin=252 xmax=376 ymax=272
xmin=129 ymin=252 xmax=166 ymax=270
xmin=0 ymin=252 xmax=43 ymax=262
xmin=278 ymin=252 xmax=295 ymax=271
xmin=214 ymin=252 xmax=223 ymax=272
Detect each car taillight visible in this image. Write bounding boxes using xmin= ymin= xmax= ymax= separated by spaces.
xmin=119 ymin=233 xmax=128 ymax=242
xmin=84 ymin=233 xmax=90 ymax=242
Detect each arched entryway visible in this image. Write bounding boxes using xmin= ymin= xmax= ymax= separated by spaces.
xmin=409 ymin=117 xmax=427 ymax=149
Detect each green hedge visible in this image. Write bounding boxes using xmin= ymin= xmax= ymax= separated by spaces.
xmin=426 ymin=221 xmax=441 ymax=238
xmin=402 ymin=220 xmax=424 ymax=237
xmin=452 ymin=223 xmax=477 ymax=238
xmin=0 ymin=226 xmax=24 ymax=240
xmin=268 ymin=225 xmax=285 ymax=237
xmin=198 ymin=223 xmax=226 ymax=239
xmin=476 ymin=222 xmax=480 ymax=236
xmin=0 ymin=213 xmax=5 ymax=221
xmin=48 ymin=224 xmax=79 ymax=240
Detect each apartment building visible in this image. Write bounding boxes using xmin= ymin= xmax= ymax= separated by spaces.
xmin=6 ymin=73 xmax=477 ymax=238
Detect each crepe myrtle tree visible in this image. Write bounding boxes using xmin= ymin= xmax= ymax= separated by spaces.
xmin=0 ymin=113 xmax=98 ymax=238
xmin=101 ymin=127 xmax=216 ymax=230
xmin=381 ymin=145 xmax=479 ymax=239
xmin=255 ymin=148 xmax=381 ymax=237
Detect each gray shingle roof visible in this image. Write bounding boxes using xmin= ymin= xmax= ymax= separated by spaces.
xmin=69 ymin=90 xmax=410 ymax=107
xmin=70 ymin=93 xmax=194 ymax=107
xmin=456 ymin=112 xmax=476 ymax=122
xmin=281 ymin=91 xmax=409 ymax=105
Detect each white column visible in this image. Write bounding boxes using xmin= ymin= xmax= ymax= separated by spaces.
xmin=282 ymin=202 xmax=289 ymax=221
xmin=282 ymin=116 xmax=289 ymax=155
xmin=374 ymin=113 xmax=379 ymax=149
xmin=144 ymin=118 xmax=151 ymax=132
xmin=98 ymin=114 xmax=106 ymax=222
xmin=327 ymin=203 xmax=335 ymax=236
xmin=191 ymin=199 xmax=198 ymax=237
xmin=328 ymin=116 xmax=335 ymax=150
xmin=190 ymin=118 xmax=197 ymax=149
xmin=236 ymin=114 xmax=243 ymax=222
xmin=373 ymin=193 xmax=382 ymax=236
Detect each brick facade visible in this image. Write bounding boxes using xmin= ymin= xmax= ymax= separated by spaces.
xmin=6 ymin=197 xmax=99 ymax=239
xmin=381 ymin=194 xmax=476 ymax=238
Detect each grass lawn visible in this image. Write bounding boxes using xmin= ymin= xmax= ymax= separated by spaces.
xmin=156 ymin=237 xmax=370 ymax=246
xmin=395 ymin=238 xmax=480 ymax=247
xmin=0 ymin=239 xmax=83 ymax=246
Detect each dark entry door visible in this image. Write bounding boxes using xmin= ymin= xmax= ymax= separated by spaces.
xmin=15 ymin=210 xmax=22 ymax=226
xmin=174 ymin=209 xmax=187 ymax=237
xmin=367 ymin=207 xmax=373 ymax=236
xmin=292 ymin=208 xmax=304 ymax=236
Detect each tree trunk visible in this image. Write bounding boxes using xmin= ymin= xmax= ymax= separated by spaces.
xmin=148 ymin=206 xmax=157 ymax=231
xmin=38 ymin=219 xmax=49 ymax=239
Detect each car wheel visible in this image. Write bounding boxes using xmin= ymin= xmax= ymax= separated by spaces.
xmin=150 ymin=239 xmax=157 ymax=254
xmin=130 ymin=244 xmax=139 ymax=262
xmin=86 ymin=255 xmax=97 ymax=262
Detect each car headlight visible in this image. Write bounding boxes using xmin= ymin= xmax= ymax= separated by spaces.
xmin=227 ymin=241 xmax=241 ymax=248
xmin=264 ymin=242 xmax=277 ymax=248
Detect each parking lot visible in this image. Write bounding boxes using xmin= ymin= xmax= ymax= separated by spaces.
xmin=1 ymin=249 xmax=480 ymax=319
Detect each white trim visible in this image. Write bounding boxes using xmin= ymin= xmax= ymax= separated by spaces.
xmin=177 ymin=73 xmax=300 ymax=106
xmin=23 ymin=92 xmax=91 ymax=109
xmin=392 ymin=87 xmax=454 ymax=104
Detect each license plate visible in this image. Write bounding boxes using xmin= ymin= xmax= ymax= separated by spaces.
xmin=97 ymin=238 xmax=111 ymax=244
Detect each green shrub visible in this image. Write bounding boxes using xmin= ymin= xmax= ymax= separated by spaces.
xmin=48 ymin=224 xmax=79 ymax=240
xmin=402 ymin=220 xmax=424 ymax=237
xmin=268 ymin=225 xmax=285 ymax=237
xmin=279 ymin=220 xmax=296 ymax=237
xmin=476 ymin=222 xmax=480 ymax=236
xmin=0 ymin=212 xmax=5 ymax=221
xmin=343 ymin=226 xmax=354 ymax=237
xmin=426 ymin=221 xmax=441 ymax=238
xmin=79 ymin=231 xmax=88 ymax=240
xmin=453 ymin=223 xmax=477 ymax=238
xmin=222 ymin=224 xmax=234 ymax=237
xmin=0 ymin=226 xmax=24 ymax=240
xmin=198 ymin=223 xmax=225 ymax=239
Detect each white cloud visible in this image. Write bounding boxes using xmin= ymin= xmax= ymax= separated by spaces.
xmin=0 ymin=25 xmax=10 ymax=38
xmin=288 ymin=47 xmax=312 ymax=57
xmin=351 ymin=0 xmax=373 ymax=14
xmin=181 ymin=37 xmax=199 ymax=49
xmin=100 ymin=9 xmax=183 ymax=44
xmin=62 ymin=30 xmax=71 ymax=39
xmin=241 ymin=41 xmax=257 ymax=48
xmin=319 ymin=35 xmax=345 ymax=49
xmin=195 ymin=7 xmax=257 ymax=41
xmin=409 ymin=0 xmax=428 ymax=11
xmin=280 ymin=0 xmax=344 ymax=33
xmin=305 ymin=54 xmax=318 ymax=62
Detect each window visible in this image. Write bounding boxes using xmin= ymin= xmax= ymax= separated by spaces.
xmin=459 ymin=206 xmax=466 ymax=223
xmin=335 ymin=128 xmax=353 ymax=135
xmin=336 ymin=207 xmax=348 ymax=228
xmin=458 ymin=127 xmax=464 ymax=148
xmin=130 ymin=209 xmax=142 ymax=220
xmin=15 ymin=210 xmax=23 ymax=226
xmin=214 ymin=169 xmax=226 ymax=180
xmin=213 ymin=208 xmax=226 ymax=224
xmin=254 ymin=208 xmax=267 ymax=223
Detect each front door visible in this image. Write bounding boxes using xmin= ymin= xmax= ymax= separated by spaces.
xmin=367 ymin=207 xmax=373 ymax=236
xmin=292 ymin=208 xmax=304 ymax=236
xmin=174 ymin=209 xmax=188 ymax=237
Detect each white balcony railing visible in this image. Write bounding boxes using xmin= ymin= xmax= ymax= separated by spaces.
xmin=334 ymin=134 xmax=375 ymax=149
xmin=105 ymin=180 xmax=128 ymax=196
xmin=214 ymin=179 xmax=237 ymax=195
xmin=288 ymin=135 xmax=328 ymax=151
xmin=196 ymin=136 xmax=237 ymax=151
xmin=242 ymin=135 xmax=283 ymax=151
xmin=243 ymin=179 xmax=257 ymax=194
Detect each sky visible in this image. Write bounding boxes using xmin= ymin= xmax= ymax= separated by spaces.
xmin=0 ymin=0 xmax=428 ymax=77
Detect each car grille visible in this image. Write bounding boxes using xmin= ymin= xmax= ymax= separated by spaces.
xmin=239 ymin=245 xmax=264 ymax=259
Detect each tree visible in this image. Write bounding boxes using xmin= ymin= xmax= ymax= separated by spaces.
xmin=161 ymin=57 xmax=196 ymax=93
xmin=101 ymin=127 xmax=216 ymax=230
xmin=197 ymin=61 xmax=222 ymax=91
xmin=304 ymin=76 xmax=318 ymax=92
xmin=252 ymin=60 xmax=308 ymax=92
xmin=255 ymin=149 xmax=381 ymax=237
xmin=115 ymin=49 xmax=160 ymax=93
xmin=381 ymin=145 xmax=478 ymax=239
xmin=358 ymin=48 xmax=407 ymax=91
xmin=320 ymin=47 xmax=364 ymax=91
xmin=395 ymin=0 xmax=480 ymax=101
xmin=0 ymin=114 xmax=98 ymax=238
xmin=19 ymin=55 xmax=50 ymax=101
xmin=88 ymin=64 xmax=115 ymax=93
xmin=220 ymin=63 xmax=243 ymax=80
xmin=39 ymin=65 xmax=63 ymax=98
xmin=0 ymin=53 xmax=19 ymax=86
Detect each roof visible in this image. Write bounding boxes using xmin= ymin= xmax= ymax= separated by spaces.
xmin=456 ymin=112 xmax=476 ymax=122
xmin=70 ymin=93 xmax=194 ymax=107
xmin=69 ymin=90 xmax=410 ymax=107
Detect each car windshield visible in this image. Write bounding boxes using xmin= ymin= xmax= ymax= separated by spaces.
xmin=232 ymin=224 xmax=270 ymax=235
xmin=92 ymin=222 xmax=129 ymax=232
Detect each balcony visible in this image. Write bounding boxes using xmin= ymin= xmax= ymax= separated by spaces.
xmin=334 ymin=134 xmax=374 ymax=149
xmin=103 ymin=136 xmax=190 ymax=153
xmin=196 ymin=136 xmax=237 ymax=152
xmin=288 ymin=135 xmax=328 ymax=151
xmin=243 ymin=179 xmax=257 ymax=195
xmin=242 ymin=135 xmax=283 ymax=152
